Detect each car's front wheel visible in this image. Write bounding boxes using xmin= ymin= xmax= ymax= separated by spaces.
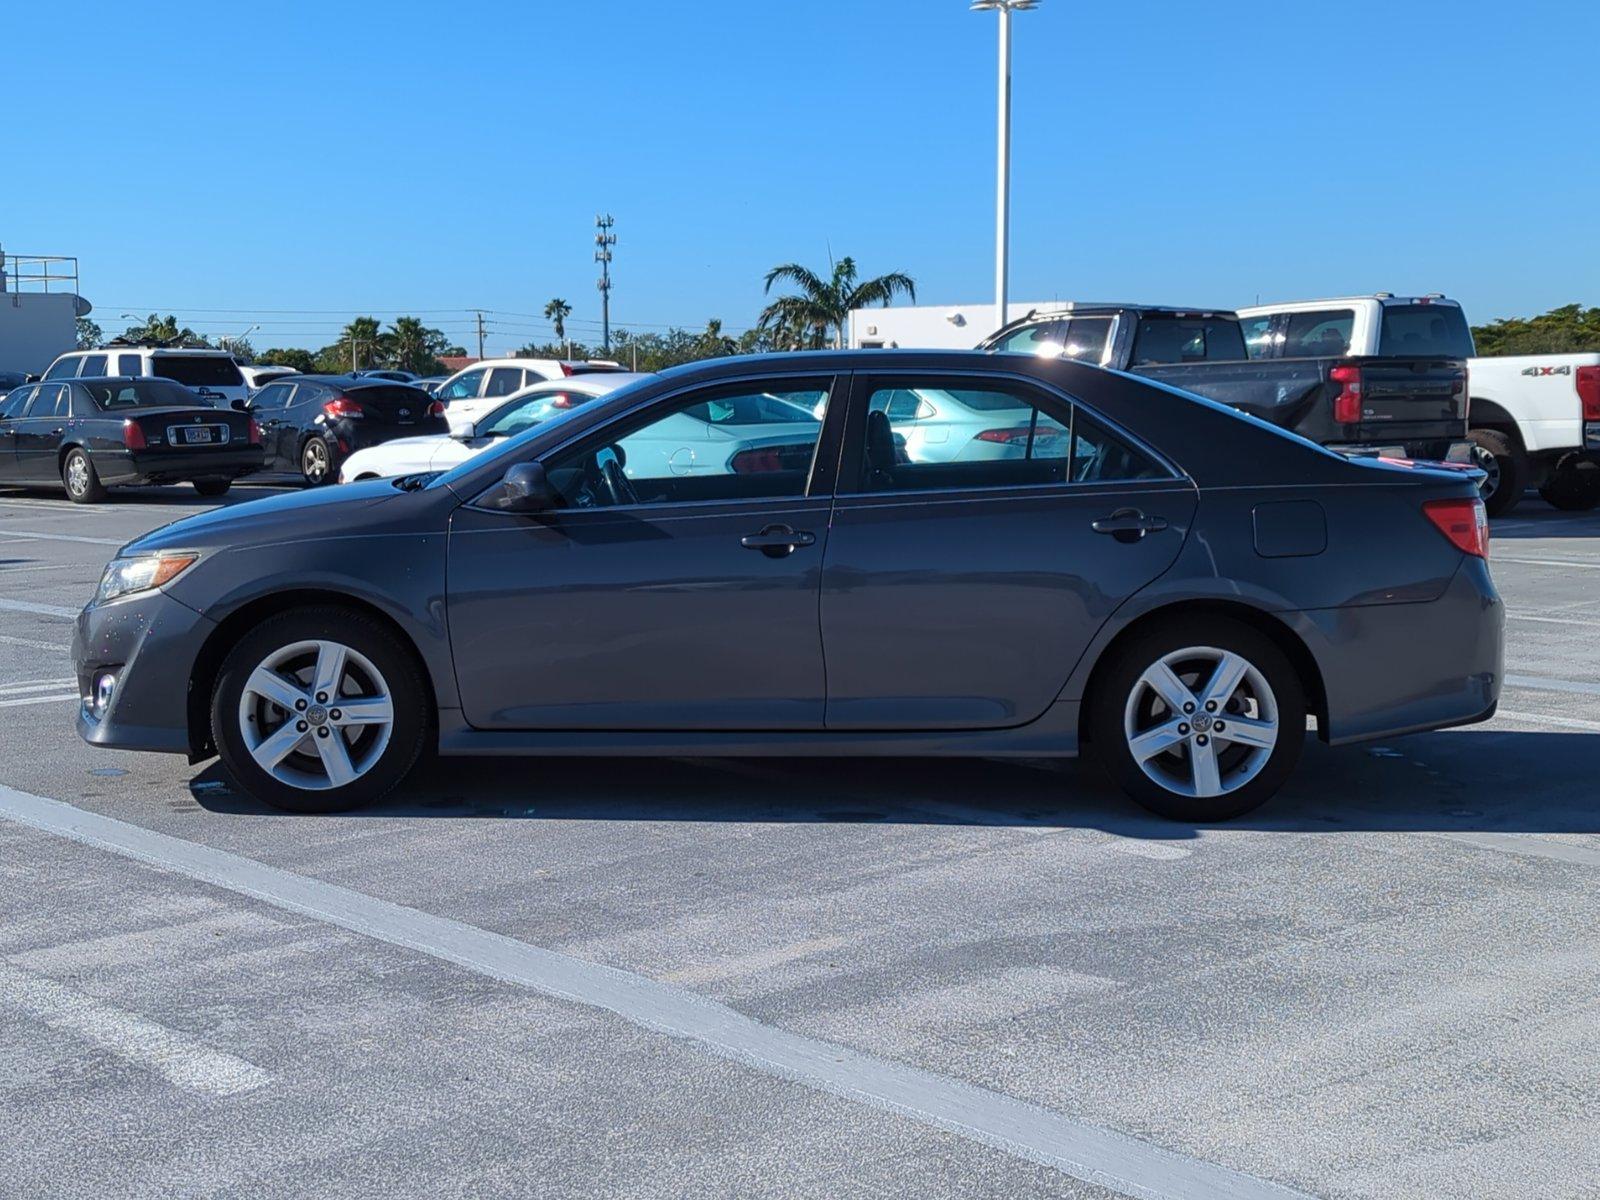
xmin=211 ymin=607 xmax=427 ymax=813
xmin=1091 ymin=617 xmax=1305 ymax=822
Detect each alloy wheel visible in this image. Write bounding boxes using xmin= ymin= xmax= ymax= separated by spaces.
xmin=1123 ymin=646 xmax=1279 ymax=799
xmin=1472 ymin=444 xmax=1501 ymax=501
xmin=65 ymin=454 xmax=90 ymax=497
xmin=236 ymin=639 xmax=395 ymax=791
xmin=303 ymin=440 xmax=330 ymax=483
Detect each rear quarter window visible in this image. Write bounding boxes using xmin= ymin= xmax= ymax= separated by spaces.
xmin=1131 ymin=317 xmax=1248 ymax=365
xmin=1377 ymin=305 xmax=1474 ymax=359
xmin=150 ymin=355 xmax=245 ymax=387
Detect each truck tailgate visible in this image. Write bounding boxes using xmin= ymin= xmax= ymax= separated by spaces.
xmin=1344 ymin=357 xmax=1468 ymax=443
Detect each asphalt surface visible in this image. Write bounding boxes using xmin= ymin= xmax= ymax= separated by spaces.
xmin=1 ymin=483 xmax=1597 ymax=1200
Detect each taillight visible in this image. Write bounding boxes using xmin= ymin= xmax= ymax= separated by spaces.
xmin=247 ymin=417 xmax=262 ymax=445
xmin=1577 ymin=365 xmax=1600 ymax=421
xmin=559 ymin=362 xmax=575 ymax=377
xmin=426 ymin=400 xmax=445 ymax=418
xmin=730 ymin=447 xmax=784 ymax=473
xmin=323 ymin=395 xmax=364 ymax=419
xmin=1423 ymin=497 xmax=1490 ymax=559
xmin=1330 ymin=364 xmax=1363 ymax=424
xmin=121 ymin=419 xmax=147 ymax=450
xmin=975 ymin=426 xmax=1033 ymax=445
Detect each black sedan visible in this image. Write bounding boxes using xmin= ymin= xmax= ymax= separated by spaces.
xmin=74 ymin=350 xmax=1503 ymax=821
xmin=0 ymin=377 xmax=263 ymax=503
xmin=241 ymin=375 xmax=448 ymax=486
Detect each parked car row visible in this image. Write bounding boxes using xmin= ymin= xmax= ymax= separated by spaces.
xmin=981 ymin=294 xmax=1600 ymax=516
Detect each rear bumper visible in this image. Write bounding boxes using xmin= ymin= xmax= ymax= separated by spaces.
xmin=1303 ymin=556 xmax=1504 ymax=746
xmin=102 ymin=445 xmax=266 ymax=486
xmin=73 ymin=589 xmax=214 ymax=755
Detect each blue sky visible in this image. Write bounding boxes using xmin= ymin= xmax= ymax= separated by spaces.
xmin=7 ymin=0 xmax=1595 ymax=353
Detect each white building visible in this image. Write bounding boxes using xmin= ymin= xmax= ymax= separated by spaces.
xmin=0 ymin=251 xmax=87 ymax=375
xmin=848 ymin=301 xmax=1066 ymax=350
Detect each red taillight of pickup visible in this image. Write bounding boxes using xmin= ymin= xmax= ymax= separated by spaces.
xmin=1577 ymin=365 xmax=1600 ymax=421
xmin=121 ymin=419 xmax=147 ymax=450
xmin=248 ymin=417 xmax=263 ymax=445
xmin=322 ymin=395 xmax=364 ymax=420
xmin=1423 ymin=497 xmax=1490 ymax=559
xmin=1330 ymin=364 xmax=1363 ymax=425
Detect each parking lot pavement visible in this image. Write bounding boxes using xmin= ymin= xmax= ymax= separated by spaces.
xmin=1 ymin=487 xmax=1598 ymax=1200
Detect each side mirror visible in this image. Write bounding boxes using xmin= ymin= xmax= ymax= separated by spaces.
xmin=231 ymin=398 xmax=253 ymax=413
xmin=484 ymin=461 xmax=558 ymax=513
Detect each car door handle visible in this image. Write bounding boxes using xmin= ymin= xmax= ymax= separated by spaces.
xmin=1092 ymin=508 xmax=1169 ymax=543
xmin=741 ymin=524 xmax=816 ymax=557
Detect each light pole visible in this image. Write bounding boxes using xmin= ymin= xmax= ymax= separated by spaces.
xmin=971 ymin=0 xmax=1037 ymax=332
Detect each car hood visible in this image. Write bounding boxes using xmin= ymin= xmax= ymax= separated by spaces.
xmin=120 ymin=479 xmax=433 ymax=556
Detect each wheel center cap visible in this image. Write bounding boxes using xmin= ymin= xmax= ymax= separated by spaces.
xmin=1190 ymin=713 xmax=1213 ymax=733
xmin=305 ymin=704 xmax=328 ymax=726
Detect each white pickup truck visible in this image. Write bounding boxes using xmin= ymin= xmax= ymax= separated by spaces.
xmin=1237 ymin=295 xmax=1600 ymax=516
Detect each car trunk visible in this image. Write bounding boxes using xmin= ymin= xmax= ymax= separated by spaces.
xmin=127 ymin=406 xmax=255 ymax=451
xmin=344 ymin=385 xmax=438 ymax=427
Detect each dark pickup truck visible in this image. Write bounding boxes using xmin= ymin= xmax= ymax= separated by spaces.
xmin=979 ymin=305 xmax=1473 ymax=465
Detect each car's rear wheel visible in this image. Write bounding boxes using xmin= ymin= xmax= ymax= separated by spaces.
xmin=1469 ymin=428 xmax=1523 ymax=517
xmin=1539 ymin=454 xmax=1600 ymax=512
xmin=300 ymin=438 xmax=333 ymax=487
xmin=1091 ymin=618 xmax=1305 ymax=822
xmin=211 ymin=608 xmax=427 ymax=813
xmin=62 ymin=448 xmax=107 ymax=504
xmin=193 ymin=478 xmax=231 ymax=498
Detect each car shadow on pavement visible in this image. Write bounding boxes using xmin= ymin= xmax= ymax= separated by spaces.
xmin=187 ymin=728 xmax=1600 ymax=839
xmin=1490 ymin=503 xmax=1600 ymax=540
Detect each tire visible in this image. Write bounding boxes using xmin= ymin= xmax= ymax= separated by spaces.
xmin=300 ymin=437 xmax=333 ymax=487
xmin=1089 ymin=617 xmax=1306 ymax=823
xmin=1539 ymin=455 xmax=1600 ymax=512
xmin=193 ymin=479 xmax=232 ymax=498
xmin=1469 ymin=428 xmax=1524 ymax=518
xmin=61 ymin=448 xmax=107 ymax=504
xmin=211 ymin=606 xmax=428 ymax=813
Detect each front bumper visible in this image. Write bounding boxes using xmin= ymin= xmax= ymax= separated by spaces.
xmin=73 ymin=588 xmax=217 ymax=755
xmin=1303 ymin=555 xmax=1504 ymax=746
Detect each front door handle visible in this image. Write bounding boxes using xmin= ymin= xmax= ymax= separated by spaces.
xmin=1092 ymin=508 xmax=1169 ymax=543
xmin=741 ymin=523 xmax=817 ymax=558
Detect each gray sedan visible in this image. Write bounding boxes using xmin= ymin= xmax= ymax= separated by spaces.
xmin=72 ymin=350 xmax=1503 ymax=822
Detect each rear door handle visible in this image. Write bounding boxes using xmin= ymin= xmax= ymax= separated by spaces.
xmin=1092 ymin=508 xmax=1169 ymax=543
xmin=741 ymin=523 xmax=817 ymax=558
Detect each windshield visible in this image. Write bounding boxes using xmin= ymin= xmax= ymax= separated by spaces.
xmin=150 ymin=355 xmax=245 ymax=388
xmin=81 ymin=379 xmax=214 ymax=409
xmin=1377 ymin=305 xmax=1475 ymax=359
xmin=430 ymin=373 xmax=662 ymax=491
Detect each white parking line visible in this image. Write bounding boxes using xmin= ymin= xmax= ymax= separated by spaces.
xmin=1492 ymin=709 xmax=1600 ymax=733
xmin=0 ymin=529 xmax=125 ymax=547
xmin=1505 ymin=674 xmax=1600 ymax=699
xmin=0 ymin=634 xmax=70 ymax=653
xmin=0 ymin=693 xmax=79 ymax=709
xmin=0 ymin=678 xmax=79 ymax=695
xmin=1505 ymin=613 xmax=1593 ymax=627
xmin=1494 ymin=556 xmax=1600 ymax=571
xmin=0 ymin=959 xmax=272 ymax=1097
xmin=0 ymin=783 xmax=1312 ymax=1200
xmin=0 ymin=598 xmax=78 ymax=619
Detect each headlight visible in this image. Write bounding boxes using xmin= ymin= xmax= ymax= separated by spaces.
xmin=94 ymin=553 xmax=198 ymax=604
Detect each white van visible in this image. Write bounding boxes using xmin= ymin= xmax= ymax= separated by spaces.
xmin=41 ymin=345 xmax=249 ymax=408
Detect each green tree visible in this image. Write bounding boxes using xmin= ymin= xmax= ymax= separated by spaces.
xmin=119 ymin=313 xmax=207 ymax=346
xmin=76 ymin=316 xmax=103 ymax=349
xmin=543 ymin=298 xmax=572 ymax=344
xmin=759 ymin=256 xmax=915 ymax=350
xmin=1472 ymin=304 xmax=1600 ymax=356
xmin=256 ymin=347 xmax=317 ymax=373
xmin=387 ymin=316 xmax=452 ymax=375
xmin=318 ymin=316 xmax=387 ymax=372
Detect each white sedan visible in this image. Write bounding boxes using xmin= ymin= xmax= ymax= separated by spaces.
xmin=337 ymin=374 xmax=649 ymax=482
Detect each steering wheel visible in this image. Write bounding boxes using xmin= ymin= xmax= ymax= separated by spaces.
xmin=599 ymin=457 xmax=639 ymax=507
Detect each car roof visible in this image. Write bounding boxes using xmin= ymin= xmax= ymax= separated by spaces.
xmin=270 ymin=374 xmax=430 ymax=388
xmin=498 ymin=372 xmax=653 ymax=400
xmin=1236 ymin=295 xmax=1462 ymax=313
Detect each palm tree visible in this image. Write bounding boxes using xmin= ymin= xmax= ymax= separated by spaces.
xmin=340 ymin=316 xmax=385 ymax=371
xmin=544 ymin=298 xmax=572 ymax=344
xmin=759 ymin=256 xmax=916 ymax=350
xmin=388 ymin=316 xmax=442 ymax=375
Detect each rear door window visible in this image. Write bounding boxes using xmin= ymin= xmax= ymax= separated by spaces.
xmin=1377 ymin=305 xmax=1474 ymax=358
xmin=1282 ymin=310 xmax=1355 ymax=358
xmin=250 ymin=383 xmax=292 ymax=410
xmin=1241 ymin=315 xmax=1277 ymax=359
xmin=1130 ymin=317 xmax=1248 ymax=365
xmin=25 ymin=384 xmax=67 ymax=418
xmin=149 ymin=355 xmax=245 ymax=387
xmin=484 ymin=367 xmax=524 ymax=397
xmin=79 ymin=354 xmax=109 ymax=376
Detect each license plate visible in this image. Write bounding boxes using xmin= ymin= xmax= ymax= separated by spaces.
xmin=184 ymin=428 xmax=215 ymax=444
